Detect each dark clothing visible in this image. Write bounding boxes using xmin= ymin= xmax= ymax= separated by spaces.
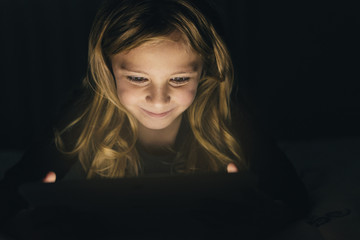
xmin=0 ymin=92 xmax=310 ymax=239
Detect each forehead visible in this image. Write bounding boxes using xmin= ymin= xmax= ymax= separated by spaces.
xmin=111 ymin=35 xmax=203 ymax=73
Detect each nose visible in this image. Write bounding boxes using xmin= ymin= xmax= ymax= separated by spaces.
xmin=145 ymin=85 xmax=171 ymax=106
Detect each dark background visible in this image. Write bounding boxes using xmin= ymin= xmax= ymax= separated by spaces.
xmin=0 ymin=0 xmax=359 ymax=151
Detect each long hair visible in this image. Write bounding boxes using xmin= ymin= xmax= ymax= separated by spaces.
xmin=55 ymin=0 xmax=248 ymax=178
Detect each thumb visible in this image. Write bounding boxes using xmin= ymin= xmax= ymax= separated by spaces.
xmin=227 ymin=163 xmax=238 ymax=173
xmin=43 ymin=171 xmax=56 ymax=183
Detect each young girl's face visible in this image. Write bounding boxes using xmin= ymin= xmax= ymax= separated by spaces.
xmin=111 ymin=36 xmax=203 ymax=131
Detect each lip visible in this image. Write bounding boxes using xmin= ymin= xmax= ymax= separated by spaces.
xmin=141 ymin=108 xmax=173 ymax=118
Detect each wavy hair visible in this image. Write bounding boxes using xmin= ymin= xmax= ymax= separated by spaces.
xmin=55 ymin=0 xmax=248 ymax=178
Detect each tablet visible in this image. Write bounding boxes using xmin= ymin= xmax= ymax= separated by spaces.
xmin=16 ymin=172 xmax=289 ymax=238
xmin=18 ymin=171 xmax=287 ymax=219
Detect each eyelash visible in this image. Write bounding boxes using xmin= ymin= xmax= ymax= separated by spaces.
xmin=126 ymin=76 xmax=190 ymax=85
xmin=127 ymin=76 xmax=148 ymax=83
xmin=170 ymin=77 xmax=190 ymax=85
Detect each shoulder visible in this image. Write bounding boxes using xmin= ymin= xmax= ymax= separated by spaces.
xmin=1 ymin=87 xmax=90 ymax=186
xmin=230 ymin=97 xmax=311 ymax=220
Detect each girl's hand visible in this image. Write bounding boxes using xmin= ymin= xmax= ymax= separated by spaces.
xmin=42 ymin=171 xmax=56 ymax=183
xmin=227 ymin=163 xmax=238 ymax=173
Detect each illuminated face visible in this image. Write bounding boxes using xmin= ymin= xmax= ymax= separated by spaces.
xmin=111 ymin=37 xmax=202 ymax=132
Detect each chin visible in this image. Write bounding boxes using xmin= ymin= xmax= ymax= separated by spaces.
xmin=140 ymin=124 xmax=170 ymax=131
xmin=138 ymin=117 xmax=179 ymax=131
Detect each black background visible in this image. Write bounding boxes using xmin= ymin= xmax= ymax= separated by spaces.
xmin=1 ymin=0 xmax=359 ymax=151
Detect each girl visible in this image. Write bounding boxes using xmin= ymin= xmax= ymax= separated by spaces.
xmin=50 ymin=0 xmax=246 ymax=180
xmin=1 ymin=0 xmax=310 ymax=237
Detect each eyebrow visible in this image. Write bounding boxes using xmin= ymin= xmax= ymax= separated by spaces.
xmin=119 ymin=62 xmax=201 ymax=75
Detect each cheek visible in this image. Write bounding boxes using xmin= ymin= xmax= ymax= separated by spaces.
xmin=116 ymin=83 xmax=139 ymax=107
xmin=175 ymin=87 xmax=198 ymax=107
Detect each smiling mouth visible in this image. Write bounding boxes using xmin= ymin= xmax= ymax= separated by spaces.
xmin=141 ymin=108 xmax=173 ymax=118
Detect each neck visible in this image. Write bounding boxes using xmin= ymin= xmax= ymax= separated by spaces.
xmin=138 ymin=115 xmax=182 ymax=154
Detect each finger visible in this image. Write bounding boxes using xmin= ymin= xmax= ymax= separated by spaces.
xmin=43 ymin=171 xmax=56 ymax=183
xmin=227 ymin=163 xmax=238 ymax=173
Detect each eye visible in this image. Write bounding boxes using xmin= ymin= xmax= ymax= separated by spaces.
xmin=127 ymin=76 xmax=149 ymax=84
xmin=170 ymin=77 xmax=190 ymax=86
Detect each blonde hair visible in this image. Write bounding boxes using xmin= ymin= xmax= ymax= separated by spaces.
xmin=55 ymin=0 xmax=247 ymax=178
